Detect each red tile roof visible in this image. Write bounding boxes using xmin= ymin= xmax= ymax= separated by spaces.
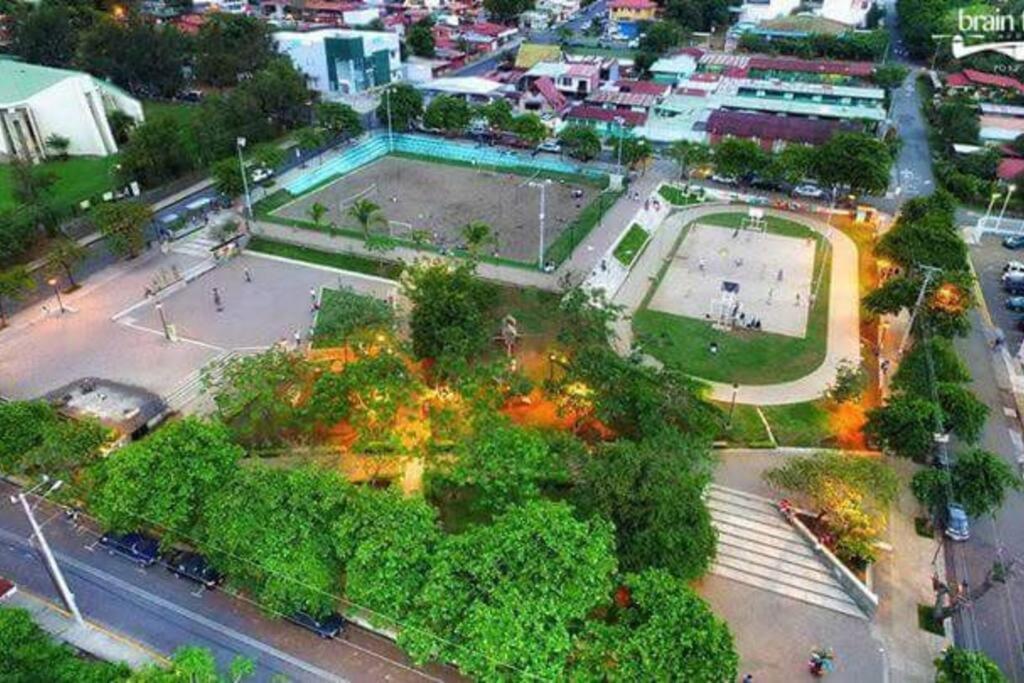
xmin=469 ymin=21 xmax=514 ymax=36
xmin=675 ymin=87 xmax=708 ymax=97
xmin=615 ymin=79 xmax=670 ymax=96
xmin=962 ymin=68 xmax=1024 ymax=93
xmin=535 ymin=76 xmax=568 ymax=112
xmin=565 ymin=105 xmax=646 ymax=126
xmin=747 ymin=56 xmax=874 ymax=78
xmin=999 ymin=157 xmax=1024 ymax=181
xmin=945 ymin=72 xmax=970 ymax=87
xmin=707 ymin=110 xmax=843 ymax=145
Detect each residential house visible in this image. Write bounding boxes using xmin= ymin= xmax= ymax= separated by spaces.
xmin=607 ymin=0 xmax=656 ymax=37
xmin=274 ymin=28 xmax=402 ymax=97
xmin=563 ymin=105 xmax=646 ymax=136
xmin=736 ymin=0 xmax=801 ymax=24
xmin=706 ymin=110 xmax=847 ymax=150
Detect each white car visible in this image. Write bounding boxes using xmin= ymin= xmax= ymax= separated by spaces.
xmin=792 ymin=184 xmax=826 ymax=199
xmin=711 ymin=174 xmax=738 ymax=186
xmin=251 ymin=167 xmax=274 ymax=183
xmin=538 ymin=140 xmax=561 ymax=153
xmin=1003 ymin=260 xmax=1024 ymax=276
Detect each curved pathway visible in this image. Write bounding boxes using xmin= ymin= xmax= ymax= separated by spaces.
xmin=611 ymin=203 xmax=860 ymax=406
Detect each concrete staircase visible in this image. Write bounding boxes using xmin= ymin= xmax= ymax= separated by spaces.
xmin=707 ymin=484 xmax=867 ymax=620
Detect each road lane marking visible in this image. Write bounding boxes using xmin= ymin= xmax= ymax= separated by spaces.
xmin=0 ymin=528 xmax=348 ymax=683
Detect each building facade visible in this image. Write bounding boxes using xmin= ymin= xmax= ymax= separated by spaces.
xmin=274 ymin=28 xmax=401 ymax=97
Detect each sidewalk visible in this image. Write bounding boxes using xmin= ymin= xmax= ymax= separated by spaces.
xmin=8 ymin=589 xmax=166 ymax=669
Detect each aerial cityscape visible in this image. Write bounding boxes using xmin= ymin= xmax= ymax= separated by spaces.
xmin=0 ymin=0 xmax=1023 ymax=680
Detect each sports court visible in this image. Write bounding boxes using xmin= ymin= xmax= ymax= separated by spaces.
xmin=648 ymin=220 xmax=816 ymax=338
xmin=273 ymin=157 xmax=598 ymax=263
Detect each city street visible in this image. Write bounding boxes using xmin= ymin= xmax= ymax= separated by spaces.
xmin=0 ymin=480 xmax=458 ymax=683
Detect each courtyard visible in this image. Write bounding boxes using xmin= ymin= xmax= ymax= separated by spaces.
xmin=271 ymin=157 xmax=600 ymax=264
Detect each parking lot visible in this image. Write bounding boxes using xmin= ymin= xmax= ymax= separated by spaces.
xmin=970 ymin=235 xmax=1024 ymax=351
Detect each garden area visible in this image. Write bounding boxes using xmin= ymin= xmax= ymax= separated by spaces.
xmin=2 ymin=261 xmax=742 ymax=681
xmin=633 ymin=212 xmax=832 ymax=385
xmin=0 ymin=156 xmax=119 ymax=213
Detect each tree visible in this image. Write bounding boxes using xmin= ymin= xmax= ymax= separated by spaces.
xmin=407 ymin=21 xmax=435 ymax=57
xmin=461 ymin=220 xmax=493 ymax=255
xmin=294 ymin=126 xmax=326 ymax=153
xmin=10 ymin=158 xmax=56 ymax=205
xmin=638 ymin=21 xmax=683 ymax=54
xmin=239 ymin=59 xmax=310 ymax=130
xmin=401 ymin=500 xmax=617 ymax=680
xmin=76 ymin=14 xmax=189 ymax=98
xmin=378 ymin=84 xmax=423 ymax=132
xmin=571 ymin=570 xmax=739 ymax=681
xmin=610 ymin=135 xmax=653 ymax=168
xmin=572 ymin=428 xmax=717 ymax=579
xmin=936 ymin=383 xmax=989 ymax=444
xmin=194 ymin=14 xmax=275 ymax=87
xmin=315 ymin=102 xmax=363 ymax=138
xmin=0 ymin=400 xmax=108 ymax=477
xmin=872 ymin=63 xmax=909 ymax=89
xmin=773 ymin=143 xmax=818 ymax=184
xmin=935 ymin=646 xmax=1007 ymax=682
xmin=107 ymin=111 xmax=137 ymax=145
xmin=828 ymin=360 xmax=866 ymax=404
xmin=0 ymin=266 xmax=36 ymax=327
xmin=45 ymin=134 xmax=70 ymax=160
xmin=10 ymin=1 xmax=78 ymax=68
xmin=713 ymin=138 xmax=767 ymax=178
xmin=668 ymin=140 xmax=711 ymax=180
xmin=346 ymin=198 xmax=386 ymax=238
xmin=44 ymin=238 xmax=87 ymax=290
xmin=449 ymin=420 xmax=566 ymax=511
xmin=308 ymin=202 xmax=328 ymax=230
xmin=764 ymin=452 xmax=899 ymax=565
xmin=866 ymin=393 xmax=943 ymax=461
xmin=89 ymin=418 xmax=244 ymax=544
xmin=511 ymin=113 xmax=548 ymax=146
xmin=482 ymin=0 xmax=534 ymax=23
xmin=936 ymin=100 xmax=979 ymax=145
xmin=559 ymin=124 xmax=602 ymax=161
xmin=912 ymin=448 xmax=1022 ymax=518
xmin=310 ymin=288 xmax=394 ymax=349
xmin=423 ymin=95 xmax=472 ymax=135
xmin=401 ymin=260 xmax=497 ymax=370
xmin=202 ymin=465 xmax=354 ymax=616
xmin=90 ymin=201 xmax=152 ymax=259
xmin=117 ymin=118 xmax=195 ymax=188
xmin=211 ymin=157 xmax=245 ymax=197
xmin=633 ymin=50 xmax=659 ymax=76
xmin=813 ymin=132 xmax=893 ymax=195
xmin=478 ymin=98 xmax=514 ymax=130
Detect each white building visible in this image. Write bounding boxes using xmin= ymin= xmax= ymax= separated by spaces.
xmin=0 ymin=60 xmax=144 ymax=162
xmin=819 ymin=0 xmax=873 ymax=26
xmin=736 ymin=0 xmax=801 ymax=23
xmin=274 ymin=29 xmax=401 ymax=97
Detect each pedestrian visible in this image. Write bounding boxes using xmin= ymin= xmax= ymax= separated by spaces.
xmin=709 ymin=341 xmax=719 ymax=355
xmin=777 ymin=268 xmax=784 ymax=282
xmin=213 ymin=287 xmax=223 ymax=312
xmin=310 ymin=287 xmax=317 ymax=303
xmin=601 ymin=258 xmax=608 ymax=272
xmin=767 ymin=288 xmax=773 ymax=305
xmin=795 ymin=292 xmax=801 ymax=306
xmin=742 ymin=675 xmax=754 ymax=683
xmin=294 ymin=329 xmax=302 ymax=347
xmin=881 ymin=359 xmax=890 ymax=375
xmin=244 ymin=267 xmax=252 ymax=283
xmin=698 ymin=258 xmax=706 ymax=273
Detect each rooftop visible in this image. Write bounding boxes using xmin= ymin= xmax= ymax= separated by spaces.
xmin=609 ymin=0 xmax=657 ymax=8
xmin=565 ymin=105 xmax=647 ymax=126
xmin=615 ymin=79 xmax=671 ymax=96
xmin=515 ymin=42 xmax=562 ymax=69
xmin=707 ymin=110 xmax=844 ymax=145
xmin=588 ymin=89 xmax=660 ymax=108
xmin=0 ymin=59 xmax=88 ymax=105
xmin=417 ymin=76 xmax=507 ymax=95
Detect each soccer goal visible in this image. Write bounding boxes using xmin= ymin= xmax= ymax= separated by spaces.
xmin=710 ymin=281 xmax=741 ymax=331
xmin=740 ymin=207 xmax=767 ymax=233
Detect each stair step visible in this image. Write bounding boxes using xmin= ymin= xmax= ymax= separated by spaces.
xmin=716 ymin=536 xmax=827 ymax=574
xmin=706 ymin=485 xmax=780 ymax=515
xmin=706 ymin=498 xmax=788 ymax=529
xmin=710 ymin=510 xmax=805 ymax=543
xmin=708 ymin=483 xmax=778 ymax=506
xmin=712 ymin=519 xmax=818 ymax=558
xmin=713 ymin=554 xmax=852 ymax=605
xmin=710 ymin=563 xmax=866 ymax=620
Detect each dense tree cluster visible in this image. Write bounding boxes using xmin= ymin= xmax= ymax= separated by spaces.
xmin=737 ymin=29 xmax=889 ymax=61
xmin=0 ymin=399 xmax=109 ymax=479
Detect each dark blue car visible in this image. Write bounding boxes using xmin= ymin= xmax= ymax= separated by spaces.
xmin=99 ymin=531 xmax=160 ymax=567
xmin=287 ymin=611 xmax=346 ymax=639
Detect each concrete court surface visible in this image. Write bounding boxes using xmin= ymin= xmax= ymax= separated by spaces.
xmin=274 ymin=156 xmax=597 ymax=263
xmin=648 ymin=223 xmax=815 ymax=338
xmin=128 ymin=254 xmax=398 ymax=352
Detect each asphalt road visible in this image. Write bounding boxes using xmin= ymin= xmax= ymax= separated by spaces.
xmin=0 ymin=481 xmax=458 ymax=683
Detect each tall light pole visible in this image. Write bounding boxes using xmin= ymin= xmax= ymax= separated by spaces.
xmin=614 ymin=116 xmax=625 ymax=176
xmin=155 ymin=302 xmax=171 ymax=341
xmin=47 ymin=278 xmax=65 ymax=314
xmin=12 ymin=478 xmax=84 ymax=626
xmin=236 ymin=137 xmax=252 ymax=221
xmin=529 ymin=180 xmax=549 ymax=270
xmin=983 ymin=191 xmax=1001 ymax=230
xmin=385 ymin=86 xmax=394 ymax=152
xmin=997 ymin=184 xmax=1016 ymax=231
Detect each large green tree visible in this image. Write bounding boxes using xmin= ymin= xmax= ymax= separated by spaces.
xmin=91 ymin=201 xmax=152 ymax=259
xmin=89 ymin=418 xmax=243 ymax=544
xmin=315 ymin=102 xmax=363 ymax=138
xmin=9 ymin=0 xmax=79 ymax=68
xmin=378 ymin=84 xmax=424 ymax=132
xmin=813 ymin=132 xmax=892 ymax=195
xmin=0 ymin=265 xmax=36 ymax=327
xmin=407 ymin=21 xmax=435 ymax=57
xmin=911 ymin=448 xmax=1022 ymax=518
xmin=423 ymin=95 xmax=473 ymax=134
xmin=401 ymin=500 xmax=617 ymax=680
xmin=713 ymin=138 xmax=767 ymax=178
xmin=572 ymin=428 xmax=717 ymax=580
xmin=76 ymin=15 xmax=189 ymax=97
xmin=194 ymin=13 xmax=275 ymax=87
xmin=571 ymin=570 xmax=738 ymax=681
xmin=668 ymin=140 xmax=711 ymax=180
xmin=559 ymin=125 xmax=602 ymax=161
xmin=482 ymin=0 xmax=534 ymax=23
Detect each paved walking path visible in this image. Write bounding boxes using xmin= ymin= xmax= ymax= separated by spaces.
xmin=612 ymin=204 xmax=861 ymax=405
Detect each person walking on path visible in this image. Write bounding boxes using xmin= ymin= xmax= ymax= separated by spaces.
xmin=294 ymin=329 xmax=302 ymax=348
xmin=213 ymin=287 xmax=223 ymax=312
xmin=243 ymin=267 xmax=252 ymax=283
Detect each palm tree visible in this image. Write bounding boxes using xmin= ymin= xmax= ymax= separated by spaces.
xmin=0 ymin=266 xmax=36 ymax=328
xmin=461 ymin=221 xmax=492 ymax=255
xmin=45 ymin=238 xmax=87 ymax=290
xmin=668 ymin=140 xmax=711 ymax=181
xmin=347 ymin=199 xmax=387 ymax=239
xmin=308 ymin=202 xmax=328 ymax=230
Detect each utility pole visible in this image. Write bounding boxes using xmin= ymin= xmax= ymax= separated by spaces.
xmin=533 ymin=181 xmax=548 ymax=270
xmin=12 ymin=480 xmax=84 ymax=626
xmin=386 ymin=87 xmax=394 ymax=153
xmin=811 ymin=185 xmax=838 ymax=303
xmin=236 ymin=137 xmax=252 ymax=222
xmin=897 ymin=264 xmax=941 ymax=359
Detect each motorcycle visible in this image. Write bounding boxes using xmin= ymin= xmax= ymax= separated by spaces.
xmin=809 ymin=648 xmax=835 ymax=677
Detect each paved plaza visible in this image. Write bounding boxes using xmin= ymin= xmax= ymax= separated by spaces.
xmin=274 ymin=157 xmax=597 ymax=263
xmin=648 ymin=223 xmax=816 ymax=338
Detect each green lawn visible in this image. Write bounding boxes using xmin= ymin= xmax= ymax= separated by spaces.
xmin=545 ymin=189 xmax=624 ymax=266
xmin=0 ymin=156 xmax=119 ymax=212
xmin=714 ymin=402 xmax=774 ymax=447
xmin=761 ymin=401 xmax=833 ymax=447
xmin=489 ymin=285 xmax=562 ymax=339
xmin=634 ymin=213 xmax=831 ymax=385
xmin=613 ymin=224 xmax=649 ymax=267
xmin=143 ymin=100 xmax=201 ymax=128
xmin=658 ymin=185 xmax=704 ymax=206
xmin=247 ymin=237 xmax=404 ymax=279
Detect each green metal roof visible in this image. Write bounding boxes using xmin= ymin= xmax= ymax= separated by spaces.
xmin=0 ymin=60 xmax=89 ymax=105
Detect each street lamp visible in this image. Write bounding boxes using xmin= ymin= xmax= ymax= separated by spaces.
xmin=613 ymin=116 xmax=625 ymax=175
xmin=236 ymin=137 xmax=253 ymax=221
xmin=983 ymin=191 xmax=1001 ymax=230
xmin=46 ymin=277 xmax=65 ymax=314
xmin=528 ymin=179 xmax=550 ymax=270
xmin=997 ymin=183 xmax=1016 ymax=231
xmin=727 ymin=383 xmax=739 ymax=429
xmin=155 ymin=302 xmax=171 ymax=341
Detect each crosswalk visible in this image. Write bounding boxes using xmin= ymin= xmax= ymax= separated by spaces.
xmin=170 ymin=231 xmax=219 ymax=259
xmin=707 ymin=484 xmax=867 ymax=620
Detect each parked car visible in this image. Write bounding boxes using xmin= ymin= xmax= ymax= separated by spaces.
xmin=0 ymin=576 xmax=16 ymax=601
xmin=792 ymin=184 xmax=826 ymax=199
xmin=711 ymin=174 xmax=738 ymax=186
xmin=99 ymin=532 xmax=160 ymax=567
xmin=251 ymin=167 xmax=274 ymax=184
xmin=537 ymin=140 xmax=561 ymax=153
xmin=1004 ymin=279 xmax=1024 ymax=295
xmin=1002 ymin=235 xmax=1024 ymax=250
xmin=166 ymin=551 xmax=223 ymax=590
xmin=1004 ymin=260 xmax=1024 ymax=276
xmin=944 ymin=504 xmax=970 ymax=541
xmin=287 ymin=611 xmax=346 ymax=639
xmin=1006 ymin=296 xmax=1024 ymax=312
